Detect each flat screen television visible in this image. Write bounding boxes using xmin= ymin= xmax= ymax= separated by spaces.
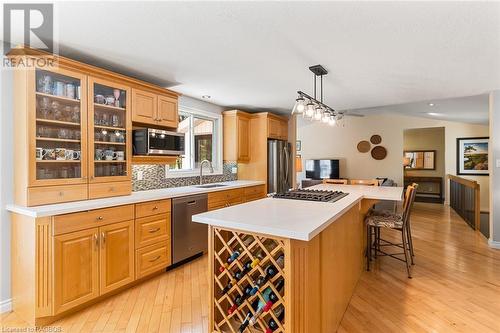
xmin=305 ymin=159 xmax=340 ymax=180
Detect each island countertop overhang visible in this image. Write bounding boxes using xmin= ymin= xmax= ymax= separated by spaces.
xmin=193 ymin=184 xmax=404 ymax=241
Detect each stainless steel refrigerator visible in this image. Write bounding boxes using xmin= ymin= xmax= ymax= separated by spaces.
xmin=267 ymin=139 xmax=292 ymax=194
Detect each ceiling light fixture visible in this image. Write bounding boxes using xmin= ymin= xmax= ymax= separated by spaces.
xmin=292 ymin=64 xmax=340 ymax=126
xmin=428 ymin=103 xmax=435 ymax=107
xmin=427 ymin=112 xmax=440 ymax=116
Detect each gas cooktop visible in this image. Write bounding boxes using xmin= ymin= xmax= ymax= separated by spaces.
xmin=273 ymin=189 xmax=348 ymax=203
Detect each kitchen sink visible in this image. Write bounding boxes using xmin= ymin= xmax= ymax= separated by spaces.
xmin=194 ymin=184 xmax=228 ymax=189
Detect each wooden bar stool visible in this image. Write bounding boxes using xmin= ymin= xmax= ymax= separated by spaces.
xmin=365 ymin=184 xmax=417 ymax=278
xmin=323 ymin=179 xmax=348 ymax=184
xmin=350 ymin=179 xmax=379 ymax=186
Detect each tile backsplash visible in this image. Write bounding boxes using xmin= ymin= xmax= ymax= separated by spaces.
xmin=132 ymin=162 xmax=237 ymax=191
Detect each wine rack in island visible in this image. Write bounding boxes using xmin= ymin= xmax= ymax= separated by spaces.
xmin=211 ymin=228 xmax=287 ymax=333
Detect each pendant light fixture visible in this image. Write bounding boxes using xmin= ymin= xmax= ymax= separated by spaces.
xmin=292 ymin=64 xmax=341 ymax=126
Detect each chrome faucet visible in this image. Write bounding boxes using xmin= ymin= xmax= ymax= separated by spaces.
xmin=199 ymin=159 xmax=214 ymax=185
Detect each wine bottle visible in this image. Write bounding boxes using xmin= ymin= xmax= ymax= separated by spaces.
xmin=249 ymin=275 xmax=266 ymax=295
xmin=228 ymin=292 xmax=244 ymax=315
xmin=266 ymin=305 xmax=285 ymax=332
xmin=249 ymin=288 xmax=273 ymax=325
xmin=251 ymin=250 xmax=264 ymax=268
xmin=220 ymin=247 xmax=243 ymax=272
xmin=238 ymin=312 xmax=251 ymax=333
xmin=241 ymin=235 xmax=255 ymax=247
xmin=228 ymin=248 xmax=243 ymax=263
xmin=263 ymin=264 xmax=278 ymax=280
xmin=220 ymin=281 xmax=233 ymax=295
xmin=262 ymin=239 xmax=277 ymax=252
xmin=275 ymin=254 xmax=285 ymax=269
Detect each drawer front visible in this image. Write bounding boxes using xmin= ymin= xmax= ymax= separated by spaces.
xmin=243 ymin=185 xmax=266 ymax=196
xmin=135 ymin=199 xmax=171 ymax=219
xmin=28 ymin=184 xmax=88 ymax=206
xmin=135 ymin=241 xmax=171 ymax=279
xmin=88 ymin=181 xmax=131 ymax=200
xmin=208 ymin=196 xmax=244 ymax=211
xmin=54 ymin=205 xmax=135 ymax=235
xmin=208 ymin=188 xmax=244 ymax=205
xmin=244 ymin=193 xmax=265 ymax=202
xmin=135 ymin=214 xmax=170 ymax=249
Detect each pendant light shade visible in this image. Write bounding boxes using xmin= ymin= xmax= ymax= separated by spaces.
xmin=329 ymin=116 xmax=337 ymax=126
xmin=293 ymin=64 xmax=339 ymax=127
xmin=305 ymin=101 xmax=315 ymax=118
xmin=292 ymin=96 xmax=306 ymax=114
xmin=314 ymin=106 xmax=323 ymax=120
xmin=322 ymin=112 xmax=331 ymax=123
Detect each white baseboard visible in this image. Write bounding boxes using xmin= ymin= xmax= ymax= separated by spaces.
xmin=0 ymin=298 xmax=12 ymax=313
xmin=488 ymin=239 xmax=500 ymax=249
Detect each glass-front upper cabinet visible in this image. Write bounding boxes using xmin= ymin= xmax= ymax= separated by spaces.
xmin=88 ymin=77 xmax=131 ymax=183
xmin=31 ymin=67 xmax=88 ymax=186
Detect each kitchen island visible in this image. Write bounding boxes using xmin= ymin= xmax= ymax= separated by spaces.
xmin=193 ymin=184 xmax=403 ymax=333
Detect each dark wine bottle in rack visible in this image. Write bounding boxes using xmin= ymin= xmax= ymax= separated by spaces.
xmin=249 ymin=275 xmax=266 ymax=296
xmin=219 ymin=247 xmax=243 ymax=272
xmin=263 ymin=264 xmax=278 ymax=281
xmin=220 ymin=281 xmax=233 ymax=295
xmin=265 ymin=305 xmax=285 ymax=333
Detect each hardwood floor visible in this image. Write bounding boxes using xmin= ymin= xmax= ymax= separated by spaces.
xmin=1 ymin=203 xmax=499 ymax=332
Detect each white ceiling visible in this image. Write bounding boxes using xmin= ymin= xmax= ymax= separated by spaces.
xmin=55 ymin=1 xmax=500 ymax=118
xmin=354 ymin=93 xmax=489 ymax=125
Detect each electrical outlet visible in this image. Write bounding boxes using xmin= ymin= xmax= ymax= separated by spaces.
xmin=496 ymin=159 xmax=500 ymax=168
xmin=231 ymin=167 xmax=237 ymax=174
xmin=137 ymin=170 xmax=143 ymax=181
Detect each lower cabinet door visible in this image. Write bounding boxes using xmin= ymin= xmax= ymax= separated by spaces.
xmin=99 ymin=220 xmax=135 ymax=294
xmin=54 ymin=228 xmax=99 ymax=314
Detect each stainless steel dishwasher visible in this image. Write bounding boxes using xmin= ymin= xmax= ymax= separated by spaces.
xmin=171 ymin=194 xmax=208 ymax=265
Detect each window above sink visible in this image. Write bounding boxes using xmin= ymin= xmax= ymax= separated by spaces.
xmin=166 ymin=105 xmax=223 ymax=178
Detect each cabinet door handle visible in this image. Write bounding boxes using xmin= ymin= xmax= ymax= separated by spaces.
xmin=59 ymin=191 xmax=64 ymax=197
xmin=148 ymin=227 xmax=161 ymax=233
xmin=152 ymin=206 xmax=159 ymax=210
xmin=97 ymin=216 xmax=104 ymax=221
xmin=101 ymin=232 xmax=105 ymax=246
xmin=109 ymin=187 xmax=115 ymax=192
xmin=149 ymin=255 xmax=161 ymax=262
xmin=94 ymin=233 xmax=99 ymax=248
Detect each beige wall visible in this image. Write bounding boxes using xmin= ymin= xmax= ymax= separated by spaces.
xmin=297 ymin=114 xmax=489 ymax=211
xmin=404 ymin=127 xmax=445 ymax=178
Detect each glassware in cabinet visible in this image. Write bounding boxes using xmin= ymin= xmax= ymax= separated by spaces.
xmin=88 ymin=77 xmax=131 ymax=182
xmin=32 ymin=68 xmax=88 ymax=185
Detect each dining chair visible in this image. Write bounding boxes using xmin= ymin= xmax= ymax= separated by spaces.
xmin=365 ymin=184 xmax=417 ymax=278
xmin=350 ymin=179 xmax=379 ymax=186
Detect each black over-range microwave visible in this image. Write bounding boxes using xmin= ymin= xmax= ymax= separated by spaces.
xmin=133 ymin=128 xmax=185 ymax=155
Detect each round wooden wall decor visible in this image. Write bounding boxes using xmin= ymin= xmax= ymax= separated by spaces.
xmin=371 ymin=146 xmax=387 ymax=160
xmin=370 ymin=134 xmax=382 ymax=144
xmin=357 ymin=140 xmax=371 ymax=153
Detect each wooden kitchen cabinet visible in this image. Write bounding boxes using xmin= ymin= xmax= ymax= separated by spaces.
xmin=131 ymin=88 xmax=157 ymax=125
xmin=132 ymin=88 xmax=178 ymax=128
xmin=157 ymin=95 xmax=178 ymax=128
xmin=99 ymin=220 xmax=135 ymax=294
xmin=268 ymin=114 xmax=288 ymax=140
xmin=54 ymin=228 xmax=99 ymax=314
xmin=11 ymin=50 xmax=179 ymax=206
xmin=223 ymin=110 xmax=251 ymax=163
xmin=88 ymin=77 xmax=132 ymax=193
xmin=54 ymin=219 xmax=134 ymax=314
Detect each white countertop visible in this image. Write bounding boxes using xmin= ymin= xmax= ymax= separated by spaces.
xmin=6 ymin=180 xmax=265 ymax=218
xmin=192 ymin=184 xmax=403 ymax=241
